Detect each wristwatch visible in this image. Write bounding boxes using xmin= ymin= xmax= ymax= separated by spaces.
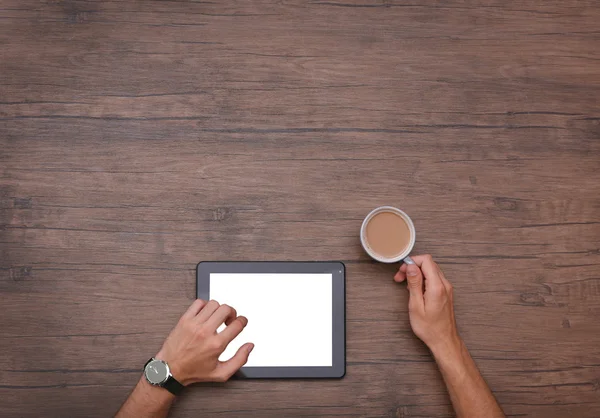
xmin=143 ymin=358 xmax=184 ymax=395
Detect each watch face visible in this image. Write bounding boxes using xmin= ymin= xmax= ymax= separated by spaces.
xmin=145 ymin=360 xmax=169 ymax=385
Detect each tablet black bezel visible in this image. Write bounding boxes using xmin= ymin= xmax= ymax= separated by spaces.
xmin=196 ymin=261 xmax=345 ymax=379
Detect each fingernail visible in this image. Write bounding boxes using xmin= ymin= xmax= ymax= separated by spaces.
xmin=407 ymin=266 xmax=418 ymax=276
xmin=248 ymin=344 xmax=254 ymax=353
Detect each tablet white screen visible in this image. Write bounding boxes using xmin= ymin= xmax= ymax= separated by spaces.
xmin=210 ymin=273 xmax=333 ymax=367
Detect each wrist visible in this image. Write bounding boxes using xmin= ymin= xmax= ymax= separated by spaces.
xmin=139 ymin=375 xmax=177 ymax=402
xmin=155 ymin=351 xmax=191 ymax=386
xmin=115 ymin=377 xmax=175 ymax=418
xmin=428 ymin=333 xmax=464 ymax=364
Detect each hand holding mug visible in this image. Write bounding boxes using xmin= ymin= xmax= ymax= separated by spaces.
xmin=394 ymin=254 xmax=461 ymax=353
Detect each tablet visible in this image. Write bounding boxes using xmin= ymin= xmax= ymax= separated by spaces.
xmin=196 ymin=262 xmax=345 ymax=378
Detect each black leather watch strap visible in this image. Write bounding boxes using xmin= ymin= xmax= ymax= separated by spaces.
xmin=163 ymin=375 xmax=184 ymax=396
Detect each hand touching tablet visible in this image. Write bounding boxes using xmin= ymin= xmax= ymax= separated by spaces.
xmin=115 ymin=299 xmax=254 ymax=418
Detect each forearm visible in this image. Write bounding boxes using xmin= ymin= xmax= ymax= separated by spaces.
xmin=431 ymin=337 xmax=505 ymax=418
xmin=115 ymin=377 xmax=176 ymax=418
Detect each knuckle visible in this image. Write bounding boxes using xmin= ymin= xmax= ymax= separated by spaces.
xmin=183 ymin=320 xmax=195 ymax=332
xmin=211 ymin=371 xmax=229 ymax=383
xmin=216 ymin=374 xmax=229 ymax=383
xmin=407 ymin=280 xmax=420 ymax=290
xmin=229 ymin=320 xmax=243 ymax=332
xmin=208 ymin=339 xmax=224 ymax=351
xmin=408 ymin=299 xmax=423 ymax=313
xmin=195 ymin=326 xmax=209 ymax=338
xmin=424 ymin=254 xmax=433 ymax=262
xmin=429 ymin=286 xmax=443 ymax=296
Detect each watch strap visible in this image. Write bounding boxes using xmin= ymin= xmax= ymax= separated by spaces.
xmin=163 ymin=375 xmax=184 ymax=395
xmin=144 ymin=358 xmax=153 ymax=369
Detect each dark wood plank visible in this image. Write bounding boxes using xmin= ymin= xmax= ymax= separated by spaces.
xmin=1 ymin=0 xmax=599 ymax=417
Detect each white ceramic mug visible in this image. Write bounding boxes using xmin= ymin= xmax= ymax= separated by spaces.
xmin=360 ymin=206 xmax=416 ymax=264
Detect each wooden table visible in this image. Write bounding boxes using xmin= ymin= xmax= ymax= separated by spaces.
xmin=1 ymin=1 xmax=599 ymax=417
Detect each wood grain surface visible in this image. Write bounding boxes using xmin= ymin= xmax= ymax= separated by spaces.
xmin=1 ymin=1 xmax=599 ymax=417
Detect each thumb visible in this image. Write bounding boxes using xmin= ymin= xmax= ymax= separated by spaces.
xmin=216 ymin=343 xmax=254 ymax=381
xmin=406 ymin=264 xmax=424 ymax=311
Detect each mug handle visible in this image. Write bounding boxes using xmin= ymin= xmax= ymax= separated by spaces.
xmin=403 ymin=256 xmax=415 ymax=265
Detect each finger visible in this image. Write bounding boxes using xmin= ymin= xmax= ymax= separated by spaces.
xmin=436 ymin=264 xmax=446 ymax=279
xmin=215 ymin=343 xmax=254 ymax=381
xmin=434 ymin=265 xmax=453 ymax=294
xmin=225 ymin=311 xmax=238 ymax=326
xmin=219 ymin=316 xmax=248 ymax=343
xmin=181 ymin=299 xmax=207 ymax=321
xmin=405 ymin=264 xmax=424 ymax=312
xmin=194 ymin=300 xmax=220 ymax=324
xmin=409 ymin=254 xmax=442 ymax=279
xmin=440 ymin=275 xmax=453 ymax=295
xmin=395 ymin=263 xmax=409 ymax=282
xmin=424 ymin=273 xmax=444 ymax=299
xmin=411 ymin=255 xmax=445 ymax=300
xmin=205 ymin=304 xmax=237 ymax=331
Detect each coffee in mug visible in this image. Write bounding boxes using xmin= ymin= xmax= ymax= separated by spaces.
xmin=360 ymin=206 xmax=416 ymax=264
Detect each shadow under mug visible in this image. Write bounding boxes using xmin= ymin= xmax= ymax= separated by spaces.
xmin=360 ymin=206 xmax=416 ymax=265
